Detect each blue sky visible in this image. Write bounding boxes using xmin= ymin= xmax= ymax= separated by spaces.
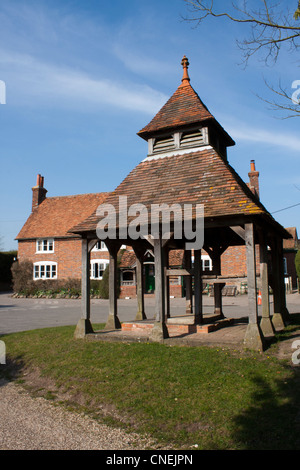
xmin=0 ymin=0 xmax=299 ymax=251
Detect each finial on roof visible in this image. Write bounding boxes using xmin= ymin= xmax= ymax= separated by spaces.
xmin=180 ymin=55 xmax=190 ymax=85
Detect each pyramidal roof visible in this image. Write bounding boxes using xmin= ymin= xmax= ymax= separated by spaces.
xmin=137 ymin=56 xmax=234 ymax=147
xmin=69 ymin=57 xmax=289 ymax=240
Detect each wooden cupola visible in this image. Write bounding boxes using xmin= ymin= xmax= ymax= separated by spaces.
xmin=137 ymin=56 xmax=235 ymax=161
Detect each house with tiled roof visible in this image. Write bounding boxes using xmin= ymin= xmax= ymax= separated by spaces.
xmin=69 ymin=56 xmax=291 ymax=350
xmin=16 ymin=174 xmax=110 ymax=281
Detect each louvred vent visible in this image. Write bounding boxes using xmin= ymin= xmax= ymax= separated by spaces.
xmin=180 ymin=130 xmax=204 ymax=148
xmin=153 ymin=136 xmax=174 ymax=154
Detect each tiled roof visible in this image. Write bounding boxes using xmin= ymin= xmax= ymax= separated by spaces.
xmin=283 ymin=227 xmax=298 ymax=250
xmin=70 ymin=147 xmax=274 ymax=234
xmin=137 ymin=58 xmax=234 ymax=146
xmin=138 ymin=81 xmax=214 ymax=138
xmin=16 ymin=192 xmax=108 ymax=240
xmin=119 ymin=250 xmax=136 ymax=268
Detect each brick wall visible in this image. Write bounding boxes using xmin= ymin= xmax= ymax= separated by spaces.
xmin=219 ymin=245 xmax=260 ymax=278
xmin=18 ymin=238 xmax=82 ymax=278
xmin=18 ymin=238 xmax=111 ymax=280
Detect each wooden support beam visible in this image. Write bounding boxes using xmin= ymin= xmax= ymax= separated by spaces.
xmin=134 ymin=250 xmax=147 ymax=321
xmin=74 ymin=238 xmax=94 ymax=338
xmin=270 ymin=236 xmax=289 ymax=330
xmin=214 ymin=282 xmax=225 ymax=318
xmin=277 ymin=237 xmax=290 ymax=322
xmin=184 ymin=250 xmax=193 ymax=314
xmin=104 ymin=241 xmax=121 ymax=330
xmin=166 ymin=268 xmax=193 ymax=276
xmin=151 ymin=235 xmax=169 ymax=341
xmin=230 ymin=225 xmax=245 ymax=241
xmin=259 ymin=232 xmax=275 ymax=338
xmin=164 ymin=246 xmax=170 ymax=319
xmin=194 ymin=249 xmax=203 ymax=325
xmin=244 ymin=223 xmax=265 ymax=351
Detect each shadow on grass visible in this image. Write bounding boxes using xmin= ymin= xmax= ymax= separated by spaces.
xmin=0 ymin=354 xmax=25 ymax=386
xmin=231 ymin=313 xmax=300 ymax=449
xmin=231 ymin=367 xmax=300 ymax=449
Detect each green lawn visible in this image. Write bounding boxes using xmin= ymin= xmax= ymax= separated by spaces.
xmin=1 ymin=321 xmax=300 ymax=450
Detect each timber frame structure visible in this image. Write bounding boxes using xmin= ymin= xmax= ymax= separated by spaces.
xmin=70 ymin=57 xmax=291 ymax=351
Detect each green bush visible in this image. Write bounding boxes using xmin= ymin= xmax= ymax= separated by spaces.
xmin=11 ymin=260 xmax=34 ymax=295
xmin=0 ymin=251 xmax=18 ymax=290
xmin=10 ymin=260 xmax=118 ymax=298
xmin=98 ymin=263 xmax=121 ymax=299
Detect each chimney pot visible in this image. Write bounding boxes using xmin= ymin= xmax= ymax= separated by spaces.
xmin=32 ymin=174 xmax=47 ymax=211
xmin=248 ymin=160 xmax=260 ymax=199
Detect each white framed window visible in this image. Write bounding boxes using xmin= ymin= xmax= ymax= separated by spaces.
xmin=90 ymin=259 xmax=109 ymax=280
xmin=202 ymin=255 xmax=213 ymax=272
xmin=92 ymin=242 xmax=126 ymax=252
xmin=34 ymin=262 xmax=57 ymax=280
xmin=36 ymin=239 xmax=54 ymax=253
xmin=191 ymin=254 xmax=213 ymax=272
xmin=92 ymin=241 xmax=107 ymax=251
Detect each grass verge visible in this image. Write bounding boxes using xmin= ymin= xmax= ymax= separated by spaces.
xmin=1 ymin=319 xmax=300 ymax=450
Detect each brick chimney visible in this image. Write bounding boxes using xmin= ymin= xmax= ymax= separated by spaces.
xmin=32 ymin=174 xmax=47 ymax=211
xmin=248 ymin=160 xmax=259 ymax=199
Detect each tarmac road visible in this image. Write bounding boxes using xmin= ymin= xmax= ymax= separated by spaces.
xmin=0 ymin=291 xmax=299 ymax=335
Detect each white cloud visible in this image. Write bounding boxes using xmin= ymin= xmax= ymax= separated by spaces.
xmin=227 ymin=124 xmax=300 ymax=153
xmin=0 ymin=49 xmax=168 ymax=114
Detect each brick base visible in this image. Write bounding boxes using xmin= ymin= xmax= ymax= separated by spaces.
xmin=121 ymin=318 xmax=234 ymax=335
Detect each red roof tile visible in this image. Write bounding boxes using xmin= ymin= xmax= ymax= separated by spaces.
xmin=283 ymin=227 xmax=298 ymax=250
xmin=137 ymin=57 xmax=234 ymax=146
xmin=16 ymin=192 xmax=108 ymax=240
xmin=70 ymin=148 xmax=272 ymax=234
xmin=138 ymin=81 xmax=214 ymax=138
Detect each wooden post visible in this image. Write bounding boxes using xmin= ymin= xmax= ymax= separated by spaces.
xmin=259 ymin=232 xmax=275 ymax=338
xmin=74 ymin=238 xmax=94 ymax=338
xmin=277 ymin=237 xmax=290 ymax=322
xmin=151 ymin=234 xmax=169 ymax=341
xmin=164 ymin=246 xmax=170 ymax=319
xmin=271 ymin=237 xmax=287 ymax=330
xmin=104 ymin=242 xmax=121 ymax=330
xmin=184 ymin=250 xmax=193 ymax=314
xmin=194 ymin=249 xmax=203 ymax=324
xmin=244 ymin=223 xmax=264 ymax=351
xmin=214 ymin=282 xmax=225 ymax=318
xmin=135 ymin=252 xmax=146 ymax=321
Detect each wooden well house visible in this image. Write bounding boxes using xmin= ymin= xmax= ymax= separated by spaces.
xmin=70 ymin=57 xmax=291 ymax=351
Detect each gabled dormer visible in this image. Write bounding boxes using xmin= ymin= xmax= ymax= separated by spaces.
xmin=138 ymin=56 xmax=235 ymax=161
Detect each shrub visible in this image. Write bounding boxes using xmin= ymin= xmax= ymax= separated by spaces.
xmin=11 ymin=259 xmax=121 ymax=298
xmin=0 ymin=251 xmax=18 ymax=290
xmin=11 ymin=260 xmax=34 ymax=295
xmin=98 ymin=263 xmax=121 ymax=299
xmin=98 ymin=264 xmax=110 ymax=299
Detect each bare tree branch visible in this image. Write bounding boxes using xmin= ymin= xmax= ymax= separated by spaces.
xmin=183 ymin=1 xmax=300 ymax=118
xmin=256 ymin=78 xmax=300 ymax=118
xmin=183 ymin=1 xmax=300 ymax=65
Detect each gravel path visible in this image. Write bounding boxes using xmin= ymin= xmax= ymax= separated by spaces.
xmin=0 ymin=379 xmax=153 ymax=450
